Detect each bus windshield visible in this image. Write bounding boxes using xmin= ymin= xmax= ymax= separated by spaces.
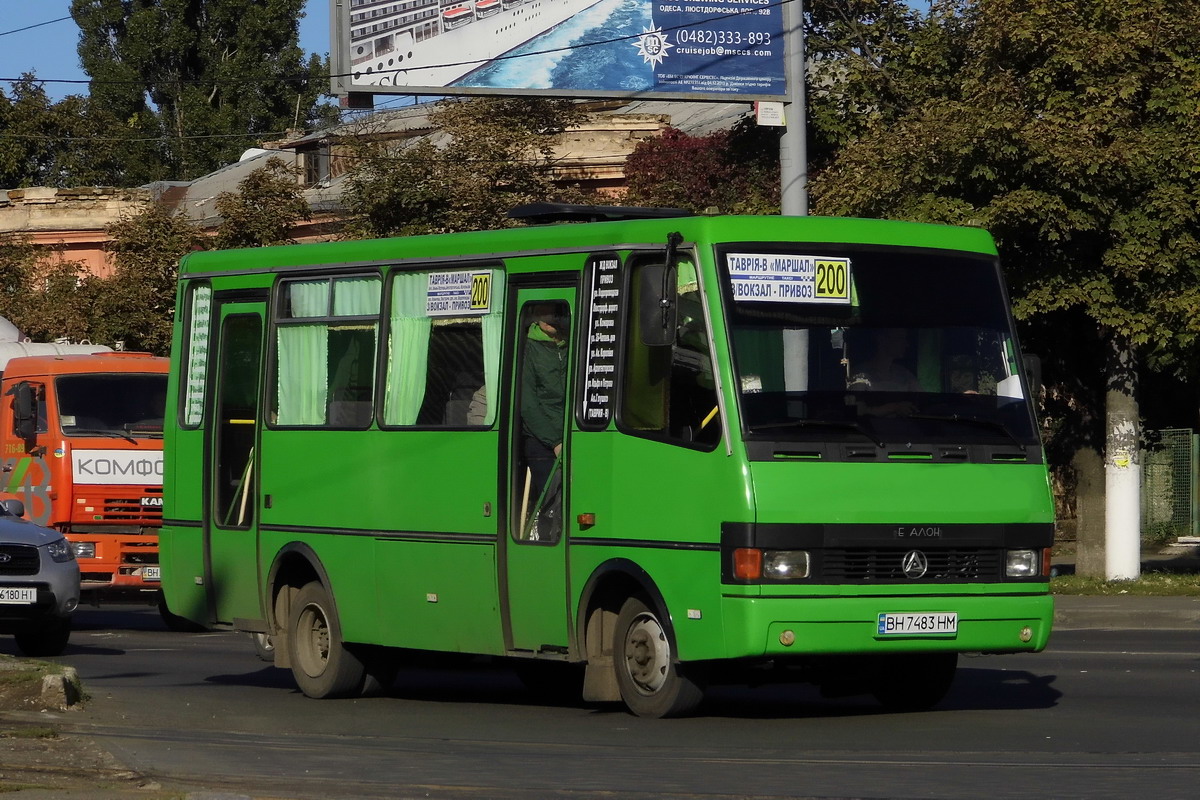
xmin=720 ymin=245 xmax=1039 ymax=449
xmin=57 ymin=374 xmax=168 ymax=438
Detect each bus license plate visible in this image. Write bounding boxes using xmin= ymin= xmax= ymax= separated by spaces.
xmin=0 ymin=586 xmax=37 ymax=604
xmin=877 ymin=612 xmax=957 ymax=636
xmin=141 ymin=567 xmax=161 ymax=581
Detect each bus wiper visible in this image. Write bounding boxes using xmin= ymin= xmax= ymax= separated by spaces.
xmin=910 ymin=414 xmax=1026 ymax=450
xmin=749 ymin=418 xmax=886 ymax=448
xmin=68 ymin=428 xmax=137 ymax=444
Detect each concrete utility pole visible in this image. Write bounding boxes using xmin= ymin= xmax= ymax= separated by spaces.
xmin=780 ymin=0 xmax=808 ymax=216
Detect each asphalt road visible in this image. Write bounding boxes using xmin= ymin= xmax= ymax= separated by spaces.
xmin=4 ymin=606 xmax=1200 ymax=799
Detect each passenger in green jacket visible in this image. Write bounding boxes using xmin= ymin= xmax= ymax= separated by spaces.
xmin=521 ymin=303 xmax=569 ymax=540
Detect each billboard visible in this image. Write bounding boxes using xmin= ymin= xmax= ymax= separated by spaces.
xmin=331 ymin=0 xmax=787 ymax=101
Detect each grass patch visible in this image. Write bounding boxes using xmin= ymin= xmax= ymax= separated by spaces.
xmin=1052 ymin=572 xmax=1200 ymax=596
xmin=1 ymin=726 xmax=58 ymax=739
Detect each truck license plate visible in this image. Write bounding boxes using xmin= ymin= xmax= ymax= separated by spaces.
xmin=877 ymin=612 xmax=957 ymax=636
xmin=0 ymin=586 xmax=37 ymax=604
xmin=141 ymin=567 xmax=161 ymax=581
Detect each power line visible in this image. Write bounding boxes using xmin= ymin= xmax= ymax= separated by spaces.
xmin=0 ymin=16 xmax=72 ymax=38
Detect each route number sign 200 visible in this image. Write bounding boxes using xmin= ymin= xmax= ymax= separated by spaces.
xmin=815 ymin=260 xmax=849 ymax=300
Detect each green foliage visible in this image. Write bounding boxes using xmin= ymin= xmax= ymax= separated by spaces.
xmin=70 ymin=0 xmax=335 ymax=181
xmin=340 ymin=98 xmax=591 ymax=238
xmin=214 ymin=159 xmax=311 ymax=249
xmin=623 ymin=119 xmax=780 ymax=214
xmin=0 ymin=235 xmax=97 ymax=343
xmin=812 ymin=0 xmax=1200 ymax=374
xmin=92 ymin=206 xmax=206 ymax=354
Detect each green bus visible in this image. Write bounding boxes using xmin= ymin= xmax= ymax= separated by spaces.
xmin=161 ymin=206 xmax=1054 ymax=717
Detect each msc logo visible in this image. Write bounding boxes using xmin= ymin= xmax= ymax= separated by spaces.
xmin=902 ymin=550 xmax=929 ymax=579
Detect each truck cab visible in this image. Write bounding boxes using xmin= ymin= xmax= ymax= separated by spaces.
xmin=0 ymin=352 xmax=168 ymax=598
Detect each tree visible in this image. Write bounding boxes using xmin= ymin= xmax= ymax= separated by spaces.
xmin=93 ymin=205 xmax=206 ymax=354
xmin=812 ymin=0 xmax=1200 ymax=579
xmin=0 ymin=75 xmax=174 ymax=188
xmin=71 ymin=0 xmax=336 ymax=181
xmin=623 ymin=119 xmax=780 ymax=214
xmin=340 ymin=98 xmax=591 ymax=238
xmin=213 ymin=158 xmax=310 ymax=249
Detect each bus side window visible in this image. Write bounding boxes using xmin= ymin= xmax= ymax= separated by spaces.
xmin=382 ymin=268 xmax=504 ymax=428
xmin=620 ymin=257 xmax=720 ymax=449
xmin=274 ymin=276 xmax=381 ymax=428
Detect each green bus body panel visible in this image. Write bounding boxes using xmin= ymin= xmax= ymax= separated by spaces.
xmin=750 ymin=461 xmax=1054 ymax=525
xmin=567 ymin=431 xmax=748 ymax=662
xmin=161 ymin=213 xmax=1051 ymax=669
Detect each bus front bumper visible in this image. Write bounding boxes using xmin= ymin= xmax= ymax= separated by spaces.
xmin=720 ymin=592 xmax=1054 ymax=658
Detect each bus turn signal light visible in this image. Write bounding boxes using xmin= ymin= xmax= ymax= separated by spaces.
xmin=733 ymin=548 xmax=763 ymax=580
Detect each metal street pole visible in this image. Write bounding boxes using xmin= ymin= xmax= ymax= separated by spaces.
xmin=780 ymin=0 xmax=808 ymax=216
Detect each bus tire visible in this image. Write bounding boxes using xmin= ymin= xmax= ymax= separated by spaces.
xmin=288 ymin=581 xmax=365 ymax=699
xmin=871 ymin=652 xmax=958 ymax=712
xmin=613 ymin=596 xmax=704 ymax=718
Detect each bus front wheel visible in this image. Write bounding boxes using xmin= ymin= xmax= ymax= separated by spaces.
xmin=288 ymin=581 xmax=366 ymax=699
xmin=613 ymin=596 xmax=704 ymax=718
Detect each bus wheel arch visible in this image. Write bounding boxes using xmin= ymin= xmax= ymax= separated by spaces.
xmin=265 ymin=544 xmax=330 ymax=672
xmin=576 ymin=559 xmax=702 ymax=716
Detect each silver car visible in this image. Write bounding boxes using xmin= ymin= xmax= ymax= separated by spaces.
xmin=0 ymin=499 xmax=80 ymax=656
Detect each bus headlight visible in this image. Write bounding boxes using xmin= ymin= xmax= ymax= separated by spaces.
xmin=1006 ymin=549 xmax=1039 ymax=578
xmin=733 ymin=549 xmax=811 ymax=581
xmin=71 ymin=542 xmax=96 ymax=559
xmin=764 ymin=550 xmax=810 ymax=580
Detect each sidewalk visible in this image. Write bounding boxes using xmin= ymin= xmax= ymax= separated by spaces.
xmin=1050 ymin=543 xmax=1200 ymax=630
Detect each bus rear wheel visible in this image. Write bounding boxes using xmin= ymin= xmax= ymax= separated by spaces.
xmin=288 ymin=581 xmax=365 ymax=698
xmin=614 ymin=596 xmax=704 ymax=718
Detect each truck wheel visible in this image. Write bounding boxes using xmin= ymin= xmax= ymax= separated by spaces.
xmin=250 ymin=631 xmax=275 ymax=662
xmin=15 ymin=618 xmax=71 ymax=657
xmin=613 ymin=596 xmax=704 ymax=718
xmin=287 ymin=581 xmax=365 ymax=698
xmin=871 ymin=652 xmax=958 ymax=712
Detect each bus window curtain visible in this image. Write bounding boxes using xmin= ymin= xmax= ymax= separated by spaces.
xmin=479 ymin=270 xmax=506 ymax=427
xmin=384 ymin=273 xmax=432 ymax=425
xmin=333 ymin=276 xmax=381 ymax=316
xmin=277 ymin=281 xmax=329 ymax=425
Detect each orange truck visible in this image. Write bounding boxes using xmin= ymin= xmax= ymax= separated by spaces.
xmin=0 ymin=345 xmax=168 ymax=601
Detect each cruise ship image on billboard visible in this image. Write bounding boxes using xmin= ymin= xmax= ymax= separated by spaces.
xmin=345 ymin=0 xmax=607 ymax=90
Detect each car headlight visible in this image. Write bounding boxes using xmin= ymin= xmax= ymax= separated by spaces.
xmin=45 ymin=539 xmax=76 ymax=563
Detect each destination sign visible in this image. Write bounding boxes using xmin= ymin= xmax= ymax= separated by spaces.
xmin=727 ymin=254 xmax=852 ymax=305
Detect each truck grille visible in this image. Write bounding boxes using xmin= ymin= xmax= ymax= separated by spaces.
xmin=821 ymin=547 xmax=1002 ymax=582
xmin=75 ymin=494 xmax=163 ymax=523
xmin=0 ymin=543 xmax=39 ymax=576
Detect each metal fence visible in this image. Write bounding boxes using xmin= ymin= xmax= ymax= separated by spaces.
xmin=1142 ymin=428 xmax=1198 ymax=539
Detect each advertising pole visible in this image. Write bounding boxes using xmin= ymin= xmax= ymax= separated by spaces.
xmin=780 ymin=0 xmax=808 ymax=216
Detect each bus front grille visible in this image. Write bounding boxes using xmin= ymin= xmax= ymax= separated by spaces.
xmin=821 ymin=548 xmax=1002 ymax=582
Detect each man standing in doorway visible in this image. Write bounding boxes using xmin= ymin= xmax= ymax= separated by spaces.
xmin=521 ymin=303 xmax=569 ymax=541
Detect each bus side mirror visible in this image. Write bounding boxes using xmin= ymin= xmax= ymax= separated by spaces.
xmin=638 ymin=263 xmax=677 ymax=347
xmin=8 ymin=382 xmax=35 ymax=443
xmin=1 ymin=498 xmax=25 ymax=518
